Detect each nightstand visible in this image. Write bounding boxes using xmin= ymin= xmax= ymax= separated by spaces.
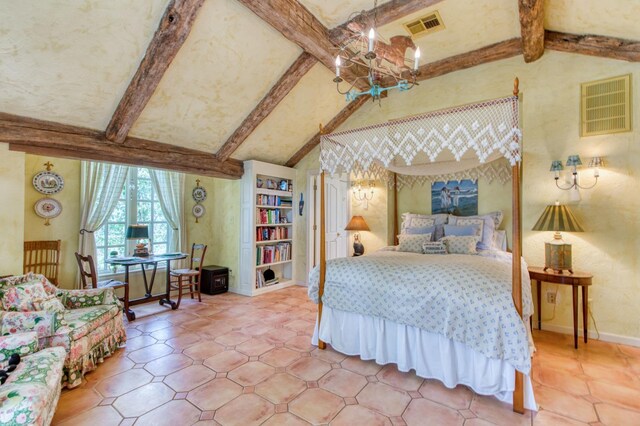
xmin=528 ymin=266 xmax=593 ymax=349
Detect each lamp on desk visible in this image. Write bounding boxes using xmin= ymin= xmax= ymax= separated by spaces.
xmin=532 ymin=202 xmax=584 ymax=274
xmin=345 ymin=215 xmax=370 ymax=256
xmin=126 ymin=224 xmax=150 ymax=257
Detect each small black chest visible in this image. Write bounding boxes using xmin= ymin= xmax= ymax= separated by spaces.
xmin=199 ymin=265 xmax=229 ymax=295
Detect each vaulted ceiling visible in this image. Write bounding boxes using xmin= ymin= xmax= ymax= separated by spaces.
xmin=1 ymin=0 xmax=639 ymax=178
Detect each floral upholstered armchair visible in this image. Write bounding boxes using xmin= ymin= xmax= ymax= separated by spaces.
xmin=0 ymin=332 xmax=66 ymax=426
xmin=0 ymin=273 xmax=127 ymax=388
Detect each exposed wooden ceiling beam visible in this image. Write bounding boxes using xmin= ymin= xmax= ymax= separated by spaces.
xmin=284 ymin=95 xmax=370 ymax=167
xmin=1 ymin=113 xmax=243 ymax=179
xmin=518 ymin=0 xmax=545 ymax=63
xmin=236 ymin=0 xmax=368 ymax=90
xmin=216 ymin=52 xmax=317 ymax=161
xmin=105 ymin=0 xmax=205 ymax=143
xmin=415 ymin=38 xmax=523 ymax=81
xmin=329 ymin=0 xmax=445 ymax=44
xmin=545 ymin=31 xmax=640 ymax=62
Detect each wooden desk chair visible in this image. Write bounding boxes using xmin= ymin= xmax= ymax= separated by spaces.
xmin=75 ymin=253 xmax=134 ymax=321
xmin=170 ymin=244 xmax=207 ymax=309
xmin=24 ymin=240 xmax=61 ymax=286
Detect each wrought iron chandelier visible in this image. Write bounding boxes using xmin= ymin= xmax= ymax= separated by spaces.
xmin=333 ymin=1 xmax=421 ymax=102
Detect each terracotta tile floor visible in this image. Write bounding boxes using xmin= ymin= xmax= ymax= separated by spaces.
xmin=52 ymin=286 xmax=640 ymax=425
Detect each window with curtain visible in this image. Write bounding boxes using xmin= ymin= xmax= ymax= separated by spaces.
xmin=94 ymin=167 xmax=170 ymax=274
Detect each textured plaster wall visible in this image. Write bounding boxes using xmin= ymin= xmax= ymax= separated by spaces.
xmin=296 ymin=51 xmax=640 ymax=342
xmin=23 ymin=155 xmax=81 ymax=288
xmin=0 ymin=144 xmax=25 ymax=276
xmin=293 ymin=146 xmax=320 ymax=284
xmin=184 ymin=175 xmax=241 ymax=291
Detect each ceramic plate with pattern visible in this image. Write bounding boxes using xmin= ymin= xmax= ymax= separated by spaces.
xmin=34 ymin=198 xmax=62 ymax=219
xmin=33 ymin=171 xmax=64 ymax=195
xmin=192 ymin=204 xmax=205 ymax=218
xmin=192 ymin=186 xmax=207 ymax=203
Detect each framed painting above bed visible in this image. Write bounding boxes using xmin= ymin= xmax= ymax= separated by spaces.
xmin=431 ymin=180 xmax=478 ymax=216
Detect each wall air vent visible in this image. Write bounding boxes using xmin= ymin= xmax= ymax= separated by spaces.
xmin=581 ymin=74 xmax=631 ymax=136
xmin=403 ymin=11 xmax=445 ymax=38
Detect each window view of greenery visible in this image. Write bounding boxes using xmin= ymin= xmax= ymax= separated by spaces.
xmin=95 ymin=168 xmax=169 ymax=274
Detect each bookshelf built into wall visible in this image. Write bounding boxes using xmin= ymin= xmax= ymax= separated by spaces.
xmin=237 ymin=160 xmax=296 ymax=296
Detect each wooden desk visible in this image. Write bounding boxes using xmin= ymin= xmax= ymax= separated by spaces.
xmin=106 ymin=253 xmax=187 ymax=319
xmin=528 ymin=266 xmax=593 ymax=349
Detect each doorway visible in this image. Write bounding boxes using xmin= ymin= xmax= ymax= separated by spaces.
xmin=306 ymin=171 xmax=349 ymax=280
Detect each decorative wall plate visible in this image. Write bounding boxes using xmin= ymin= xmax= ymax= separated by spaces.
xmin=33 ymin=171 xmax=64 ymax=195
xmin=34 ymin=198 xmax=62 ymax=225
xmin=192 ymin=204 xmax=205 ymax=218
xmin=192 ymin=186 xmax=207 ymax=202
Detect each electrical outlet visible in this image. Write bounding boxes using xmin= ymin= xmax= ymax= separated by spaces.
xmin=546 ymin=291 xmax=557 ymax=304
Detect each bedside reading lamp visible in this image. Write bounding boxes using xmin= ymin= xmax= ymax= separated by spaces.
xmin=126 ymin=224 xmax=150 ymax=257
xmin=345 ymin=215 xmax=370 ymax=256
xmin=532 ymin=202 xmax=584 ymax=274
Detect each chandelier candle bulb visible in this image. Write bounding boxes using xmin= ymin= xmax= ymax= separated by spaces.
xmin=368 ymin=28 xmax=375 ymax=53
xmin=335 ymin=56 xmax=341 ymax=77
xmin=414 ymin=47 xmax=421 ymax=71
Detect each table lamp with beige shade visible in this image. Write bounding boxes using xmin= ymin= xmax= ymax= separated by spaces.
xmin=345 ymin=215 xmax=370 ymax=256
xmin=531 ymin=202 xmax=584 ymax=274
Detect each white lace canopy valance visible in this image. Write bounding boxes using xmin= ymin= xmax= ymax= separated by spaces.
xmin=320 ymin=95 xmax=522 ymax=176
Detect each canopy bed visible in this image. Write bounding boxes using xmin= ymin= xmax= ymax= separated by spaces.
xmin=309 ymin=79 xmax=535 ymax=413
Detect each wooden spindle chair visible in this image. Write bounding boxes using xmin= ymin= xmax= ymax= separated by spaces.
xmin=23 ymin=240 xmax=61 ymax=286
xmin=74 ymin=252 xmax=134 ymax=321
xmin=169 ymin=244 xmax=207 ymax=309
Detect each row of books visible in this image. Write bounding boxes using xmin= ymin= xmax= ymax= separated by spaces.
xmin=256 ymin=226 xmax=289 ymax=241
xmin=256 ymin=194 xmax=292 ymax=207
xmin=256 ymin=242 xmax=291 ymax=266
xmin=255 ymin=273 xmax=279 ymax=289
xmin=257 ymin=208 xmax=288 ymax=225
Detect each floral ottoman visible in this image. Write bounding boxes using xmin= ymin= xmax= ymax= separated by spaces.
xmin=0 ymin=332 xmax=66 ymax=426
xmin=0 ymin=273 xmax=127 ymax=388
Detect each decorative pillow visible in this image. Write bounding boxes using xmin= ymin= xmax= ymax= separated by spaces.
xmin=61 ymin=292 xmax=106 ymax=309
xmin=0 ymin=273 xmax=57 ymax=295
xmin=0 ymin=282 xmax=49 ymax=312
xmin=401 ymin=213 xmax=448 ymax=240
xmin=449 ymin=214 xmax=496 ymax=250
xmin=422 ymin=241 xmax=448 ymax=255
xmin=398 ymin=234 xmax=432 ymax=253
xmin=33 ymin=294 xmax=66 ymax=314
xmin=443 ymin=224 xmax=480 ymax=237
xmin=405 ymin=225 xmax=436 ymax=236
xmin=440 ymin=236 xmax=479 ymax=255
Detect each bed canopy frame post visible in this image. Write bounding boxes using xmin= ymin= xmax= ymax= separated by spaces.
xmin=318 ymin=171 xmax=327 ymax=350
xmin=512 ymin=77 xmax=525 ymax=414
xmin=393 ymin=173 xmax=399 ymax=245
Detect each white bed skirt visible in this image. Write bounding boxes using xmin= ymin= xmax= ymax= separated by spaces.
xmin=312 ymin=306 xmax=537 ymax=411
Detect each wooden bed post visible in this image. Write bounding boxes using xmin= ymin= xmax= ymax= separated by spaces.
xmin=393 ymin=172 xmax=399 ymax=245
xmin=317 ymin=171 xmax=327 ymax=350
xmin=512 ymin=77 xmax=525 ymax=414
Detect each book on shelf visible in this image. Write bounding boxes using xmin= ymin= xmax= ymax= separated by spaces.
xmin=256 ymin=226 xmax=289 ymax=241
xmin=255 ymin=242 xmax=292 ymax=266
xmin=255 ymin=272 xmax=280 ymax=289
xmin=256 ymin=208 xmax=282 ymax=225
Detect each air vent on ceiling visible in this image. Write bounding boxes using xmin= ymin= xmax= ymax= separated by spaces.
xmin=403 ymin=11 xmax=445 ymax=38
xmin=581 ymin=74 xmax=632 ymax=136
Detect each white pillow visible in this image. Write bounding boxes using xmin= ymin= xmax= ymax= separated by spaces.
xmin=398 ymin=234 xmax=432 ymax=253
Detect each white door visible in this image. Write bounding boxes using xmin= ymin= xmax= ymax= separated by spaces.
xmin=307 ymin=173 xmax=349 ymax=278
xmin=324 ymin=174 xmax=348 ymax=260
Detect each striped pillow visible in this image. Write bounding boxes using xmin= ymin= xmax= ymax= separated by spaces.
xmin=422 ymin=241 xmax=448 ymax=255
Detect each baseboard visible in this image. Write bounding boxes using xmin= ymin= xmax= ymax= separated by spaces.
xmin=540 ymin=323 xmax=640 ymax=348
